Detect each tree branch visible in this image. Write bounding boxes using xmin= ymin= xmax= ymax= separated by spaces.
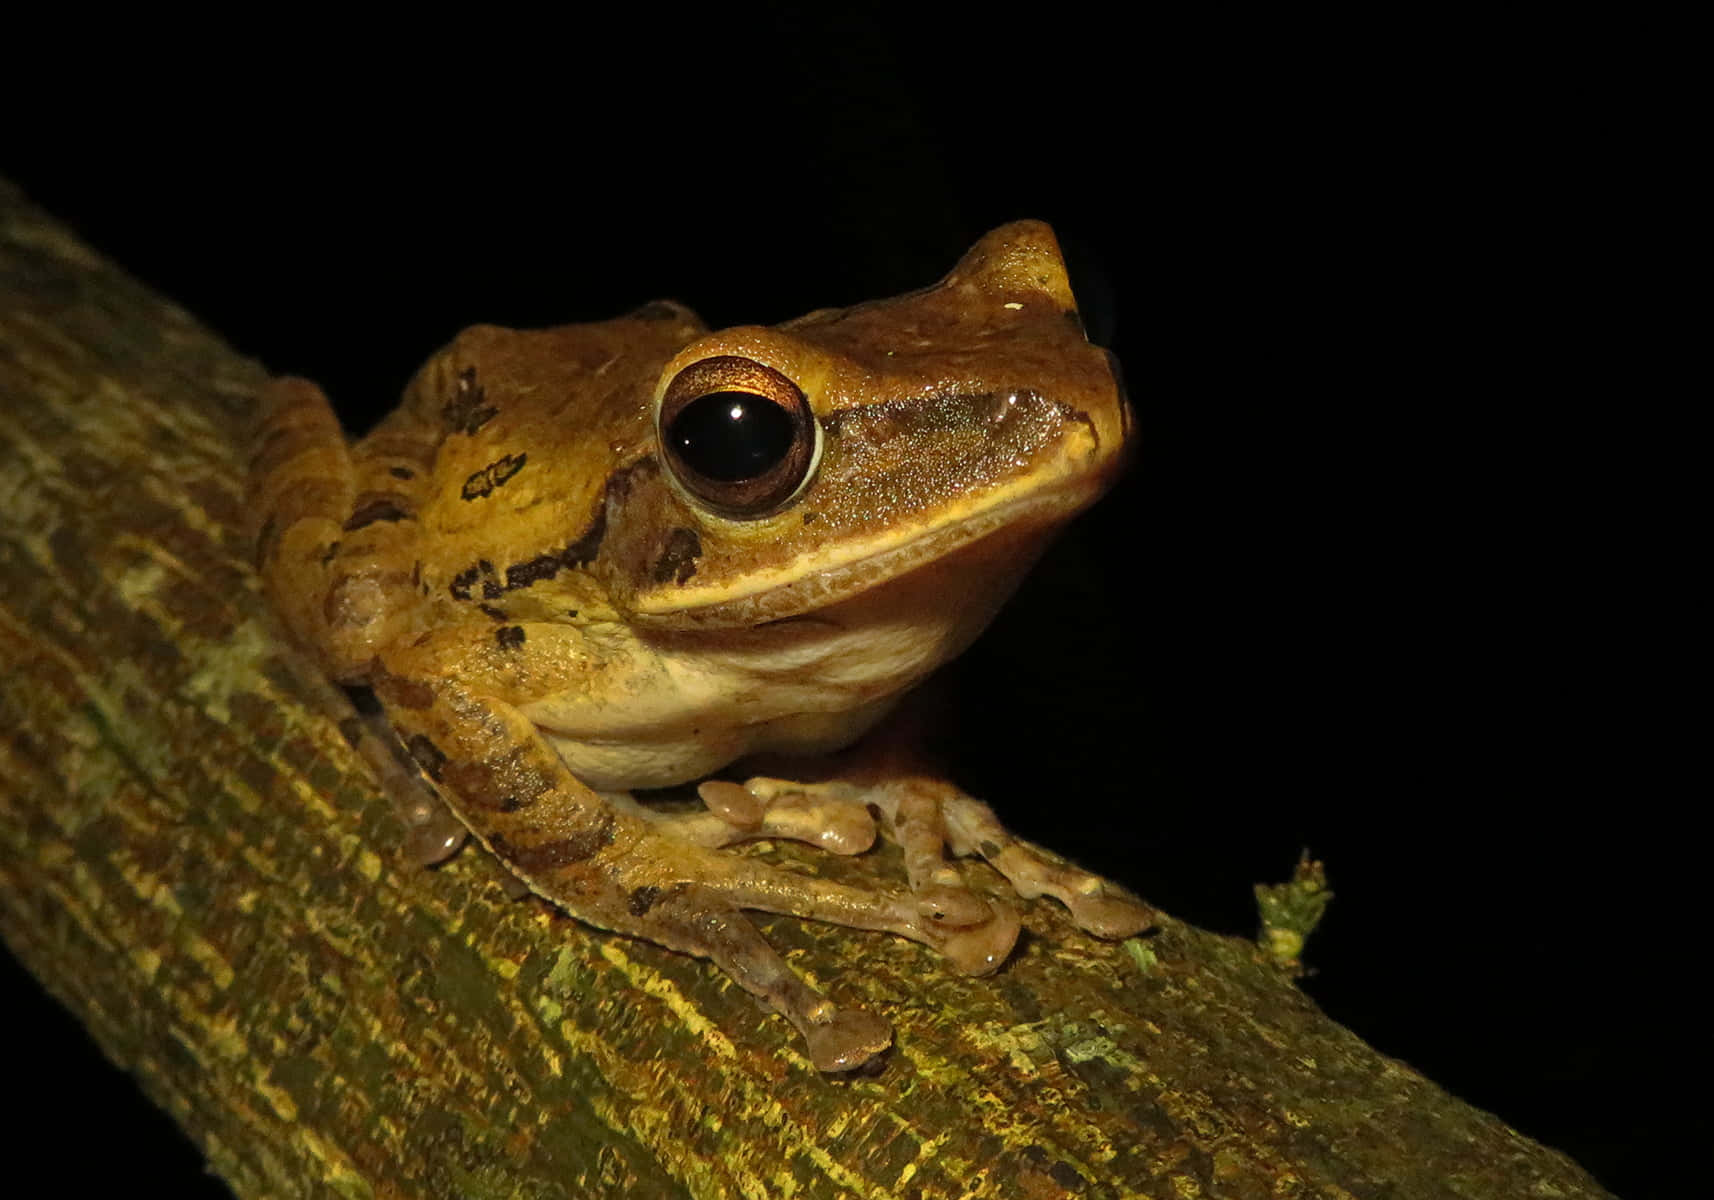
xmin=0 ymin=176 xmax=1610 ymax=1199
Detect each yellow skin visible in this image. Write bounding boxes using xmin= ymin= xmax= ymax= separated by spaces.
xmin=250 ymin=221 xmax=1150 ymax=1071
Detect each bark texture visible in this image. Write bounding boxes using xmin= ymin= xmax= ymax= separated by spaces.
xmin=0 ymin=176 xmax=1611 ymax=1199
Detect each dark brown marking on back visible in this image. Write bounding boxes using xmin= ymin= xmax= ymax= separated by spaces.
xmin=406 ymin=734 xmax=447 ymax=781
xmin=627 ymin=885 xmax=662 ymax=916
xmin=337 ymin=716 xmax=365 ymax=748
xmin=562 ymin=505 xmax=608 ymax=567
xmin=451 ymin=564 xmax=480 ymax=600
xmin=495 ymin=625 xmax=526 ymax=650
xmin=450 ymin=559 xmax=503 ymax=601
xmin=250 ymin=421 xmax=294 ymax=471
xmin=343 ymin=494 xmax=414 ymax=531
xmin=461 ymin=452 xmax=529 ymax=501
xmin=389 ymin=466 xmax=415 ymax=480
xmin=652 ymin=527 xmax=702 ymax=585
xmin=255 ymin=514 xmax=279 ymax=568
xmin=498 ymin=507 xmax=608 ymax=594
xmin=478 ymin=604 xmax=509 ymax=622
xmin=502 ymin=552 xmax=562 ymax=591
xmin=443 ymin=367 xmax=499 ymax=435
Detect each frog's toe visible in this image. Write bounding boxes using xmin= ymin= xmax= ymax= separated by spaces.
xmin=697 ymin=778 xmax=878 ymax=854
xmin=784 ymin=798 xmax=876 ymax=855
xmin=401 ymin=802 xmax=470 ymax=866
xmin=1066 ymin=889 xmax=1155 ymax=940
xmin=913 ymin=885 xmax=996 ymax=928
xmin=800 ymin=1007 xmax=893 ymax=1072
xmin=928 ymin=900 xmax=1020 ymax=976
xmin=697 ymin=780 xmax=765 ymax=830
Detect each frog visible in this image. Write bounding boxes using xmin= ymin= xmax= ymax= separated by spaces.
xmin=249 ymin=220 xmax=1151 ymax=1072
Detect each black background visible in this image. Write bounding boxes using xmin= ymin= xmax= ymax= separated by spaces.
xmin=2 ymin=11 xmax=1689 ymax=1197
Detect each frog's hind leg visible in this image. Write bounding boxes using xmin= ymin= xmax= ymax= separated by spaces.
xmin=617 ymin=881 xmax=894 ymax=1071
xmin=249 ymin=377 xmax=361 ymax=671
xmin=590 ymin=832 xmax=1018 ymax=1068
xmin=249 ymin=375 xmax=440 ymax=681
xmin=250 ymin=378 xmax=472 ymax=862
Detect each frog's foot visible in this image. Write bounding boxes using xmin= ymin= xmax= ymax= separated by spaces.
xmin=838 ymin=775 xmax=1151 ymax=940
xmin=611 ymin=880 xmax=894 ymax=1071
xmin=664 ymin=833 xmax=1021 ymax=979
xmin=911 ymin=893 xmax=1022 ymax=975
xmin=610 ymin=779 xmax=876 ymax=854
xmin=589 ymin=847 xmax=1016 ymax=1066
xmin=625 ymin=776 xmax=1022 ymax=972
xmin=938 ymin=789 xmax=1154 ymax=939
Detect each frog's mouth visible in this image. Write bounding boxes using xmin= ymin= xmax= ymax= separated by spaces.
xmin=731 ymin=479 xmax=1109 ymax=625
xmin=628 ymin=393 xmax=1126 ymax=629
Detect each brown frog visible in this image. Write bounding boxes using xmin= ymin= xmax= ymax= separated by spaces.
xmin=250 ymin=221 xmax=1149 ymax=1071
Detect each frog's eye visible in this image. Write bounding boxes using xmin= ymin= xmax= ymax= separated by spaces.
xmin=658 ymin=356 xmax=820 ymax=518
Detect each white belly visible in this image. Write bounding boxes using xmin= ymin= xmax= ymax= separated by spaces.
xmin=540 ymin=693 xmax=901 ymax=791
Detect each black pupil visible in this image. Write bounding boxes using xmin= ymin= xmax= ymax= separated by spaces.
xmin=668 ymin=391 xmax=794 ymax=482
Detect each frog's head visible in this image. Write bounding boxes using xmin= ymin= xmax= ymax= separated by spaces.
xmin=596 ymin=221 xmax=1131 ymax=630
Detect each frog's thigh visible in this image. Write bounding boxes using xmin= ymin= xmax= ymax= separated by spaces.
xmin=249 ymin=377 xmax=356 ymax=658
xmin=623 ymin=882 xmax=892 ymax=1072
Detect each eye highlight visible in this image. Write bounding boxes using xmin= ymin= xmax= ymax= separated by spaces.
xmin=658 ymin=356 xmax=819 ymax=518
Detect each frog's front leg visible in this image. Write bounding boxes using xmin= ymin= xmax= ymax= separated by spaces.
xmin=370 ymin=624 xmax=1018 ymax=1071
xmin=603 ymin=779 xmax=875 ymax=856
xmin=721 ymin=771 xmax=1154 ymax=940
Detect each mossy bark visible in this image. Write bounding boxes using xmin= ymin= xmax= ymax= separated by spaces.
xmin=0 ymin=177 xmax=1611 ymax=1199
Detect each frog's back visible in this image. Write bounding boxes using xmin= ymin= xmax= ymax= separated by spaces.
xmin=350 ymin=303 xmax=708 ymax=611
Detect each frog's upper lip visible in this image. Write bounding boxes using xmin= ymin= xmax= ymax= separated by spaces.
xmin=634 ymin=465 xmax=1114 ymax=627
